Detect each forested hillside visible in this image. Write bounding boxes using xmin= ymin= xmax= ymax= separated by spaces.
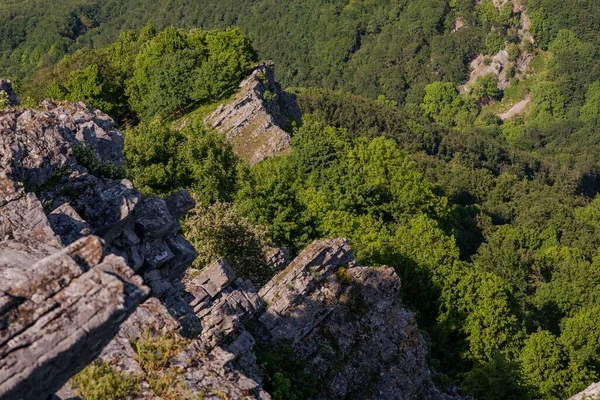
xmin=4 ymin=0 xmax=598 ymax=106
xmin=4 ymin=0 xmax=600 ymax=399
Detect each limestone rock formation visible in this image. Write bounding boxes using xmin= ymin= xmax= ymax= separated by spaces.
xmin=204 ymin=61 xmax=301 ymax=164
xmin=0 ymin=101 xmax=195 ymax=400
xmin=462 ymin=0 xmax=534 ymax=93
xmin=56 ymin=237 xmax=457 ymax=400
xmin=0 ymin=236 xmax=149 ymax=400
xmin=256 ymin=238 xmax=454 ymax=399
xmin=56 ymin=258 xmax=270 ymax=400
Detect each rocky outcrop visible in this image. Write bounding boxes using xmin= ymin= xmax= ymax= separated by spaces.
xmin=56 ymin=257 xmax=270 ymax=399
xmin=462 ymin=0 xmax=534 ymax=93
xmin=0 ymin=101 xmax=195 ymax=400
xmin=56 ymin=238 xmax=456 ymax=399
xmin=256 ymin=238 xmax=453 ymax=399
xmin=570 ymin=381 xmax=600 ymax=400
xmin=0 ymin=236 xmax=149 ymax=400
xmin=204 ymin=61 xmax=301 ymax=165
xmin=0 ymin=101 xmax=197 ymax=283
xmin=0 ymin=79 xmax=19 ymax=107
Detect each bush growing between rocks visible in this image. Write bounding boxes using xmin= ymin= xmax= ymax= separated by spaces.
xmin=73 ymin=329 xmax=196 ymax=399
xmin=255 ymin=341 xmax=318 ymax=400
xmin=70 ymin=359 xmax=140 ymax=400
xmin=182 ymin=201 xmax=273 ymax=284
xmin=74 ymin=144 xmax=127 ymax=180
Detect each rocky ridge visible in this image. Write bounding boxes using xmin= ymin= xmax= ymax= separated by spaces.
xmin=0 ymin=93 xmax=196 ymax=400
xmin=204 ymin=61 xmax=301 ymax=165
xmin=57 ymin=238 xmax=455 ymax=400
xmin=0 ymin=81 xmax=458 ymax=399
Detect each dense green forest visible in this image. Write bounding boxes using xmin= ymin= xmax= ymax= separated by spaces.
xmin=5 ymin=0 xmax=599 ymax=106
xmin=4 ymin=0 xmax=600 ymax=398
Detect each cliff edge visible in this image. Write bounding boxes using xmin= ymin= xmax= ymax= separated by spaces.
xmin=0 ymin=80 xmax=459 ymax=399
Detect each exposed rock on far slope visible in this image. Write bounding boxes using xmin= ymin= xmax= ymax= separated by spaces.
xmin=499 ymin=94 xmax=531 ymax=120
xmin=204 ymin=61 xmax=301 ymax=165
xmin=462 ymin=1 xmax=534 ymax=92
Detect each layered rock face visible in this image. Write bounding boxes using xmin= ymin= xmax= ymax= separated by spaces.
xmin=56 ymin=238 xmax=456 ymax=400
xmin=204 ymin=61 xmax=301 ymax=164
xmin=256 ymin=239 xmax=452 ymax=399
xmin=570 ymin=381 xmax=600 ymax=400
xmin=0 ymin=236 xmax=148 ymax=400
xmin=0 ymin=96 xmax=195 ymax=400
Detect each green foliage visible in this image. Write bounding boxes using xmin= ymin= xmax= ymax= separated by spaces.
xmin=506 ymin=42 xmax=520 ymax=62
xmin=255 ymin=341 xmax=319 ymax=400
xmin=128 ymin=328 xmax=192 ymax=398
xmin=123 ymin=119 xmax=237 ymax=202
xmin=262 ymin=89 xmax=275 ymax=102
xmin=131 ymin=328 xmax=189 ymax=373
xmin=484 ymin=32 xmax=505 ymax=55
xmin=462 ymin=355 xmax=531 ymax=400
xmin=126 ymin=26 xmax=255 ymax=120
xmin=21 ymin=47 xmax=131 ymax=122
xmin=235 ymin=155 xmax=314 ymax=254
xmin=64 ymin=64 xmax=112 ymax=111
xmin=294 ymin=88 xmax=442 ymax=153
xmin=235 ymin=90 xmax=600 ymax=393
xmin=182 ymin=201 xmax=273 ymax=284
xmin=528 ymin=8 xmax=552 ymax=49
xmin=520 ymin=330 xmax=573 ymax=399
xmin=554 ymin=308 xmax=600 ymax=398
xmin=19 ymin=25 xmax=256 ymax=124
xmin=529 ymin=81 xmax=566 ymax=124
xmin=0 ymin=91 xmax=10 ymax=109
xmin=70 ymin=359 xmax=140 ymax=400
xmin=174 ymin=122 xmax=239 ymax=204
xmin=548 ymin=30 xmax=594 ymax=58
xmin=457 ymin=271 xmax=524 ymax=363
xmin=422 ymin=81 xmax=476 ymax=128
xmin=533 ymin=246 xmax=600 ymax=319
xmin=580 ymin=81 xmax=600 ymax=123
xmin=73 ymin=144 xmax=126 ymax=179
xmin=471 ymin=75 xmax=502 ymax=106
xmin=123 ymin=118 xmax=183 ymax=195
